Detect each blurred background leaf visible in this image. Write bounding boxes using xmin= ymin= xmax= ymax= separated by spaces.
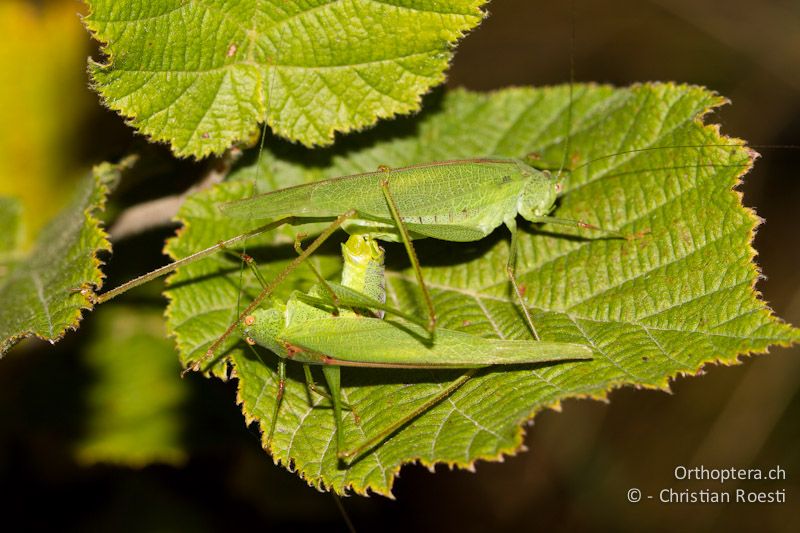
xmin=74 ymin=306 xmax=189 ymax=467
xmin=0 ymin=0 xmax=93 ymax=247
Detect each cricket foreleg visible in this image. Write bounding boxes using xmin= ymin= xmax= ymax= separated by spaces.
xmin=379 ymin=179 xmax=437 ymax=334
xmin=302 ymin=365 xmax=355 ymax=411
xmin=321 ymin=365 xmax=346 ymax=457
xmin=265 ymin=358 xmax=287 ymax=450
xmin=505 ymin=219 xmax=540 ymax=341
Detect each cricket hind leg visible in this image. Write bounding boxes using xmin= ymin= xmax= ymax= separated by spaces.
xmin=338 ymin=368 xmax=479 ymax=463
xmin=505 ymin=218 xmax=541 ymax=341
xmin=95 ymin=216 xmax=304 ymax=305
xmin=379 ymin=179 xmax=437 ymax=334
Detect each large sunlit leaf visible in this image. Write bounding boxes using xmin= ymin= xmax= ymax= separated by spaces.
xmin=84 ymin=0 xmax=487 ymax=157
xmin=0 ymin=159 xmax=128 ymax=355
xmin=165 ymin=84 xmax=798 ymax=495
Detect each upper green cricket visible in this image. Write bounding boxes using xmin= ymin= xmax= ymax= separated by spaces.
xmin=220 ymin=158 xmax=561 ymax=242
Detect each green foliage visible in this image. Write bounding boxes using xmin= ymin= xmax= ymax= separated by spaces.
xmin=0 ymin=159 xmax=129 ymax=356
xmin=0 ymin=197 xmax=22 ymax=258
xmin=75 ymin=307 xmax=188 ymax=467
xmin=84 ymin=0 xmax=486 ymax=157
xmin=165 ymin=84 xmax=799 ymax=495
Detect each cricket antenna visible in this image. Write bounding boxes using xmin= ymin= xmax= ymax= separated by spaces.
xmin=231 ymin=17 xmax=282 ymax=370
xmin=234 ymin=121 xmax=270 ymax=335
xmin=556 ymin=0 xmax=576 ymax=183
xmin=230 ymin=103 xmax=270 ymax=366
xmin=190 ymin=10 xmax=281 ymax=377
xmin=332 ymin=493 xmax=357 ymax=533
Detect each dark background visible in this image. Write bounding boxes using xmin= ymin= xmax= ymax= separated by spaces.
xmin=1 ymin=1 xmax=798 ymax=531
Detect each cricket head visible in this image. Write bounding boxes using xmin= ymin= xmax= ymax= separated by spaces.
xmin=516 ymin=164 xmax=560 ymax=221
xmin=341 ymin=234 xmax=386 ymax=304
xmin=241 ymin=306 xmax=287 ymax=357
xmin=342 ymin=234 xmax=384 ymax=272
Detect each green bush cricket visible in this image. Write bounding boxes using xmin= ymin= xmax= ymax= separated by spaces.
xmin=241 ymin=234 xmax=592 ymax=461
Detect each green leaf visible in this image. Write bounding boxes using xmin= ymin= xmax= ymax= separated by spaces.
xmin=84 ymin=0 xmax=487 ymax=157
xmin=75 ymin=307 xmax=188 ymax=467
xmin=165 ymin=84 xmax=799 ymax=495
xmin=0 ymin=159 xmax=127 ymax=356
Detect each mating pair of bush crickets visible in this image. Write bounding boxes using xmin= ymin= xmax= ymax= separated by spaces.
xmin=98 ymin=155 xmax=639 ymax=461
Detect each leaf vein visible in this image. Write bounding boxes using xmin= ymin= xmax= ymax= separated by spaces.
xmin=31 ymin=272 xmax=54 ymax=336
xmin=566 ymin=315 xmax=641 ymax=381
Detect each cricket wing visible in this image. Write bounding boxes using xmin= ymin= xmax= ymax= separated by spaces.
xmin=219 ymin=180 xmax=337 ymax=219
xmin=219 ymin=172 xmax=391 ymax=220
xmin=280 ymin=317 xmax=592 ymax=368
xmin=218 ymin=159 xmax=526 ymax=225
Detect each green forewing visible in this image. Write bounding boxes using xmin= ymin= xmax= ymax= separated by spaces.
xmin=220 ymin=159 xmax=533 ymax=243
xmin=165 ymin=84 xmax=798 ymax=495
xmin=221 ymin=159 xmax=526 ymax=231
xmin=282 ymin=317 xmax=592 ymax=367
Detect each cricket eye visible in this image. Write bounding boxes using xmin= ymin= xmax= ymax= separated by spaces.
xmin=555 ymin=183 xmax=564 ymax=194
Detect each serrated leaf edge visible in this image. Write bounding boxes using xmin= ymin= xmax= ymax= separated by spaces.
xmin=0 ymin=156 xmax=133 ymax=353
xmin=82 ymin=1 xmax=488 ymax=158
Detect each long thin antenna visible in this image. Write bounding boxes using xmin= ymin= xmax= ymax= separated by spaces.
xmin=557 ymin=0 xmax=576 ymax=179
xmin=236 ymin=11 xmax=283 ymax=335
xmin=332 ymin=494 xmax=357 ymax=533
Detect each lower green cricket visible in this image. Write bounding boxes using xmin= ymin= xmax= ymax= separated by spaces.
xmin=242 ymin=234 xmax=592 ymax=461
